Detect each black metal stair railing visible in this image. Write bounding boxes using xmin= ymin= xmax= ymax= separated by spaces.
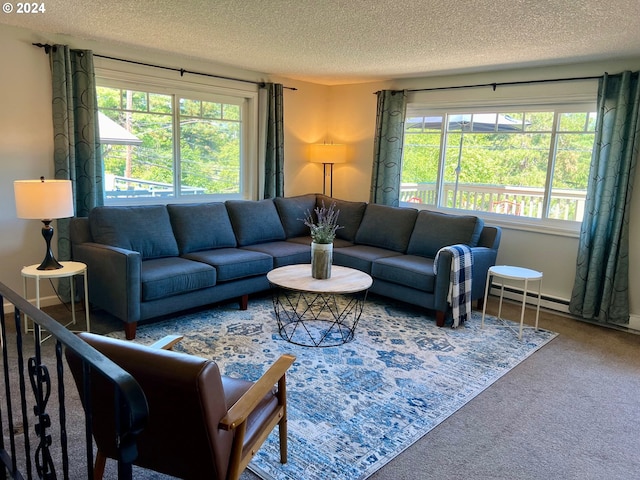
xmin=0 ymin=281 xmax=148 ymax=479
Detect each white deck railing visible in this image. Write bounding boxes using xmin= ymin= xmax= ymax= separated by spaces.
xmin=400 ymin=183 xmax=586 ymax=221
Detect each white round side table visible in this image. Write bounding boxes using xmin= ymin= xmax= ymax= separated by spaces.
xmin=481 ymin=265 xmax=543 ymax=340
xmin=21 ymin=261 xmax=90 ymax=342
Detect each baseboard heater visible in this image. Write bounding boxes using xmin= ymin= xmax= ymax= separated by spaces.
xmin=488 ymin=283 xmax=571 ymax=314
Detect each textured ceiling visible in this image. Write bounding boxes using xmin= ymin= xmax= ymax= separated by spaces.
xmin=3 ymin=0 xmax=640 ymax=85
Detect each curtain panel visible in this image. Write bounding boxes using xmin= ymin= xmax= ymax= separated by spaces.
xmin=569 ymin=71 xmax=640 ymax=326
xmin=370 ymin=90 xmax=407 ymax=206
xmin=263 ymin=83 xmax=285 ymax=199
xmin=50 ymin=45 xmax=103 ymax=299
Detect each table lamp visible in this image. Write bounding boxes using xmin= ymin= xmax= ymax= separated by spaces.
xmin=309 ymin=142 xmax=347 ymax=197
xmin=14 ymin=177 xmax=74 ymax=270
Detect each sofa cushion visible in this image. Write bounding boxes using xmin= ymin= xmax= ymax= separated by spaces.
xmin=372 ymin=255 xmax=435 ymax=293
xmin=316 ymin=195 xmax=366 ymax=242
xmin=141 ymin=257 xmax=216 ymax=301
xmin=242 ymin=241 xmax=311 ymax=267
xmin=226 ymin=199 xmax=286 ymax=246
xmin=333 ymin=245 xmax=402 ymax=274
xmin=89 ymin=206 xmax=179 ymax=260
xmin=167 ymin=203 xmax=237 ymax=254
xmin=274 ymin=194 xmax=318 ymax=238
xmin=407 ymin=210 xmax=484 ymax=258
xmin=183 ymin=248 xmax=273 ymax=282
xmin=355 ymin=204 xmax=418 ymax=252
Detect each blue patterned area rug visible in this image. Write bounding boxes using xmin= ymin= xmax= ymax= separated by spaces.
xmin=120 ymin=295 xmax=557 ymax=480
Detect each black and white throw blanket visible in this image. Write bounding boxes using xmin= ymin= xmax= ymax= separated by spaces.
xmin=434 ymin=244 xmax=473 ymax=328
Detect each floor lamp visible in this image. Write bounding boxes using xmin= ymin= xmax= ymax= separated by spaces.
xmin=14 ymin=177 xmax=75 ymax=270
xmin=309 ymin=143 xmax=347 ymax=197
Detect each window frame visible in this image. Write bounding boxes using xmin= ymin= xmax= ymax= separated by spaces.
xmin=401 ymin=80 xmax=599 ymax=237
xmin=95 ymin=63 xmax=260 ymax=205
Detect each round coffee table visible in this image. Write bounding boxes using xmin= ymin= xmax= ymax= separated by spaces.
xmin=267 ymin=264 xmax=373 ymax=347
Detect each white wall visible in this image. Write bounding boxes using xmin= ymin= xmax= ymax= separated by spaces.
xmin=269 ymin=76 xmax=330 ymax=197
xmin=0 ymin=26 xmax=55 ymax=299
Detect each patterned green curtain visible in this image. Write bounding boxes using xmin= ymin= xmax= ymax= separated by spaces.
xmin=50 ymin=45 xmax=103 ymax=299
xmin=264 ymin=83 xmax=285 ymax=198
xmin=569 ymin=71 xmax=640 ymax=326
xmin=370 ymin=90 xmax=407 ymax=206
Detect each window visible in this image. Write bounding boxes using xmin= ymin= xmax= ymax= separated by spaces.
xmin=96 ymin=79 xmax=255 ymax=204
xmin=402 ymin=107 xmax=597 ymax=223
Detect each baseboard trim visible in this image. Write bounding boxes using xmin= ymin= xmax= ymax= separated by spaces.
xmin=629 ymin=315 xmax=640 ymax=331
xmin=3 ymin=295 xmax=61 ymax=315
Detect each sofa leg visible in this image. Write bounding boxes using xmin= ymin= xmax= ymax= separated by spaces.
xmin=436 ymin=310 xmax=446 ymax=327
xmin=124 ymin=322 xmax=137 ymax=340
xmin=239 ymin=294 xmax=248 ymax=310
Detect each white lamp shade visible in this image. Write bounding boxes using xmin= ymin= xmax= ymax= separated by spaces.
xmin=309 ymin=143 xmax=347 ymax=164
xmin=14 ymin=179 xmax=74 ymax=220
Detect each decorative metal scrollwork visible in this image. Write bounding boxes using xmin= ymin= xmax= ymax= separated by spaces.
xmin=28 ymin=357 xmax=56 ymax=479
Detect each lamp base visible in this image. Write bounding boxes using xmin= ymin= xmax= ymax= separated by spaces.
xmin=37 ymin=254 xmax=64 ymax=271
xmin=37 ymin=221 xmax=64 ymax=270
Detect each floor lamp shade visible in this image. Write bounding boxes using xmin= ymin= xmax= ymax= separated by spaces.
xmin=309 ymin=143 xmax=347 ymax=196
xmin=14 ymin=178 xmax=74 ymax=270
xmin=309 ymin=143 xmax=347 ymax=165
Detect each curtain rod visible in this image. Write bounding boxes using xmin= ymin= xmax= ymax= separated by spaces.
xmin=376 ymin=74 xmax=603 ymax=94
xmin=33 ymin=43 xmax=297 ymax=91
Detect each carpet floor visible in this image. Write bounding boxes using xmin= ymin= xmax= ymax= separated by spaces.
xmin=36 ymin=293 xmax=640 ymax=480
xmin=106 ymin=295 xmax=556 ymax=480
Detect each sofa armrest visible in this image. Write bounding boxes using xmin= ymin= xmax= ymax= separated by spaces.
xmin=432 ymin=245 xmax=499 ymax=311
xmin=73 ymin=242 xmax=142 ymax=323
xmin=469 ymin=247 xmax=499 ymax=300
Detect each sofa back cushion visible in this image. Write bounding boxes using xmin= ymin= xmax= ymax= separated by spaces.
xmin=167 ymin=203 xmax=237 ymax=254
xmin=316 ymin=195 xmax=367 ymax=242
xmin=355 ymin=204 xmax=418 ymax=252
xmin=89 ymin=205 xmax=179 ymax=260
xmin=225 ymin=199 xmax=286 ymax=246
xmin=274 ymin=194 xmax=318 ymax=238
xmin=407 ymin=210 xmax=484 ymax=258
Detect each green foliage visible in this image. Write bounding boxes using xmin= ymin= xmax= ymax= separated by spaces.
xmin=402 ymin=111 xmax=595 ymax=192
xmin=98 ymin=87 xmax=243 ymax=196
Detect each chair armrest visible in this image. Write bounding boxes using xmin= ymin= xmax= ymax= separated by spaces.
xmin=148 ymin=335 xmax=184 ymax=350
xmin=219 ymin=353 xmax=296 ymax=431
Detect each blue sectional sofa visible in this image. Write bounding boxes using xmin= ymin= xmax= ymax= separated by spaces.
xmin=69 ymin=194 xmax=501 ymax=339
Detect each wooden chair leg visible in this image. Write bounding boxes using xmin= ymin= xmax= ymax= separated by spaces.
xmin=278 ymin=415 xmax=288 ymax=464
xmin=278 ymin=375 xmax=288 ymax=464
xmin=94 ymin=450 xmax=106 ymax=480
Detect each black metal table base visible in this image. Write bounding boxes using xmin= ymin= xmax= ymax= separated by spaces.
xmin=271 ymin=288 xmax=368 ymax=347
